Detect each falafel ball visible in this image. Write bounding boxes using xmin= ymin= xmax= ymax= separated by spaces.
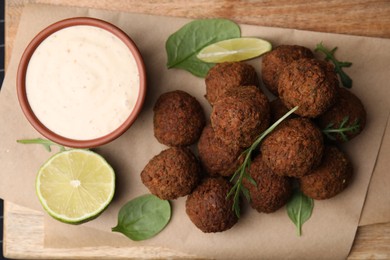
xmin=186 ymin=177 xmax=238 ymax=233
xmin=211 ymin=86 xmax=270 ymax=148
xmin=278 ymin=58 xmax=338 ymax=118
xmin=198 ymin=124 xmax=244 ymax=177
xmin=141 ymin=147 xmax=200 ymax=200
xmin=261 ymin=45 xmax=314 ymax=96
xmin=270 ymin=98 xmax=296 ymax=123
xmin=299 ymin=145 xmax=353 ymax=200
xmin=153 ymin=90 xmax=205 ymax=147
xmin=205 ymin=62 xmax=259 ymax=106
xmin=242 ymin=154 xmax=293 ymax=213
xmin=261 ymin=118 xmax=324 ymax=177
xmin=317 ymin=88 xmax=367 ymax=143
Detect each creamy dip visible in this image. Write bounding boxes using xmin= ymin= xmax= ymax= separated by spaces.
xmin=26 ymin=25 xmax=140 ymax=140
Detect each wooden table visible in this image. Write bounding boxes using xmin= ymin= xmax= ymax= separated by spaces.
xmin=4 ymin=1 xmax=390 ymax=259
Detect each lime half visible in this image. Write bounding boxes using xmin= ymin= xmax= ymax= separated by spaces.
xmin=36 ymin=149 xmax=115 ymax=224
xmin=197 ymin=37 xmax=272 ymax=63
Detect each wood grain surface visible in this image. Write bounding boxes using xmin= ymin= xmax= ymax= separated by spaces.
xmin=4 ymin=0 xmax=390 ymax=259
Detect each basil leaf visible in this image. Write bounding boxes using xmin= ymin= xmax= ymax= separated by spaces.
xmin=166 ymin=19 xmax=241 ymax=77
xmin=286 ymin=189 xmax=314 ymax=236
xmin=112 ymin=194 xmax=171 ymax=241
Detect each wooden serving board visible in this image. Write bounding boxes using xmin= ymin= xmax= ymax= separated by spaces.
xmin=4 ymin=0 xmax=390 ymax=259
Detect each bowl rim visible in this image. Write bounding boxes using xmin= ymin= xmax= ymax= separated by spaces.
xmin=17 ymin=17 xmax=147 ymax=148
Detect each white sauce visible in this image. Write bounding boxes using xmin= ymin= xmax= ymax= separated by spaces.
xmin=26 ymin=25 xmax=140 ymax=140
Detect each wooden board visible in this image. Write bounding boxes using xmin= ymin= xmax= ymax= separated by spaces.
xmin=4 ymin=0 xmax=390 ymax=258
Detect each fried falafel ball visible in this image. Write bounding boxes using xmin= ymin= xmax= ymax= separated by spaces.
xmin=153 ymin=90 xmax=205 ymax=147
xmin=261 ymin=45 xmax=314 ymax=96
xmin=141 ymin=147 xmax=200 ymax=200
xmin=299 ymin=145 xmax=353 ymax=200
xmin=242 ymin=154 xmax=293 ymax=213
xmin=261 ymin=118 xmax=324 ymax=177
xmin=197 ymin=124 xmax=244 ymax=177
xmin=317 ymin=88 xmax=367 ymax=143
xmin=278 ymin=58 xmax=338 ymax=118
xmin=186 ymin=177 xmax=238 ymax=233
xmin=269 ymin=98 xmax=296 ymax=123
xmin=205 ymin=62 xmax=259 ymax=106
xmin=211 ymin=86 xmax=270 ymax=148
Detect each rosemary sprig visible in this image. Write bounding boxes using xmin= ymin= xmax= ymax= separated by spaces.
xmin=17 ymin=138 xmax=66 ymax=152
xmin=227 ymin=106 xmax=299 ymax=218
xmin=322 ymin=116 xmax=361 ymax=142
xmin=315 ymin=42 xmax=353 ymax=89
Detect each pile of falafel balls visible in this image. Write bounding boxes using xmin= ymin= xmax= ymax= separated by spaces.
xmin=141 ymin=45 xmax=367 ymax=233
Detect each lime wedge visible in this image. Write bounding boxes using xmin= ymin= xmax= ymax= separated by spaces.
xmin=36 ymin=149 xmax=115 ymax=224
xmin=197 ymin=37 xmax=272 ymax=63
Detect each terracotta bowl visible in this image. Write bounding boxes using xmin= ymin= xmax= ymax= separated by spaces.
xmin=17 ymin=17 xmax=146 ymax=148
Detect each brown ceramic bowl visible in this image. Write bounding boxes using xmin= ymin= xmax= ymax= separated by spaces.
xmin=17 ymin=17 xmax=146 ymax=148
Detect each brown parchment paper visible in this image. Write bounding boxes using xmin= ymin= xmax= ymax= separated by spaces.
xmin=359 ymin=115 xmax=390 ymax=226
xmin=1 ymin=3 xmax=390 ymax=259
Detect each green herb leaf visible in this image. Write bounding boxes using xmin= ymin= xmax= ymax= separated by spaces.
xmin=322 ymin=116 xmax=361 ymax=142
xmin=286 ymin=189 xmax=314 ymax=236
xmin=112 ymin=194 xmax=171 ymax=241
xmin=315 ymin=42 xmax=353 ymax=88
xmin=166 ymin=19 xmax=241 ymax=77
xmin=244 ymin=172 xmax=257 ymax=187
xmin=17 ymin=138 xmax=65 ymax=152
xmin=227 ymin=106 xmax=299 ymax=218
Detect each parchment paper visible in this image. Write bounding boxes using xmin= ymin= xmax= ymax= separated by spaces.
xmin=360 ymin=115 xmax=390 ymax=226
xmin=1 ymin=3 xmax=390 ymax=259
